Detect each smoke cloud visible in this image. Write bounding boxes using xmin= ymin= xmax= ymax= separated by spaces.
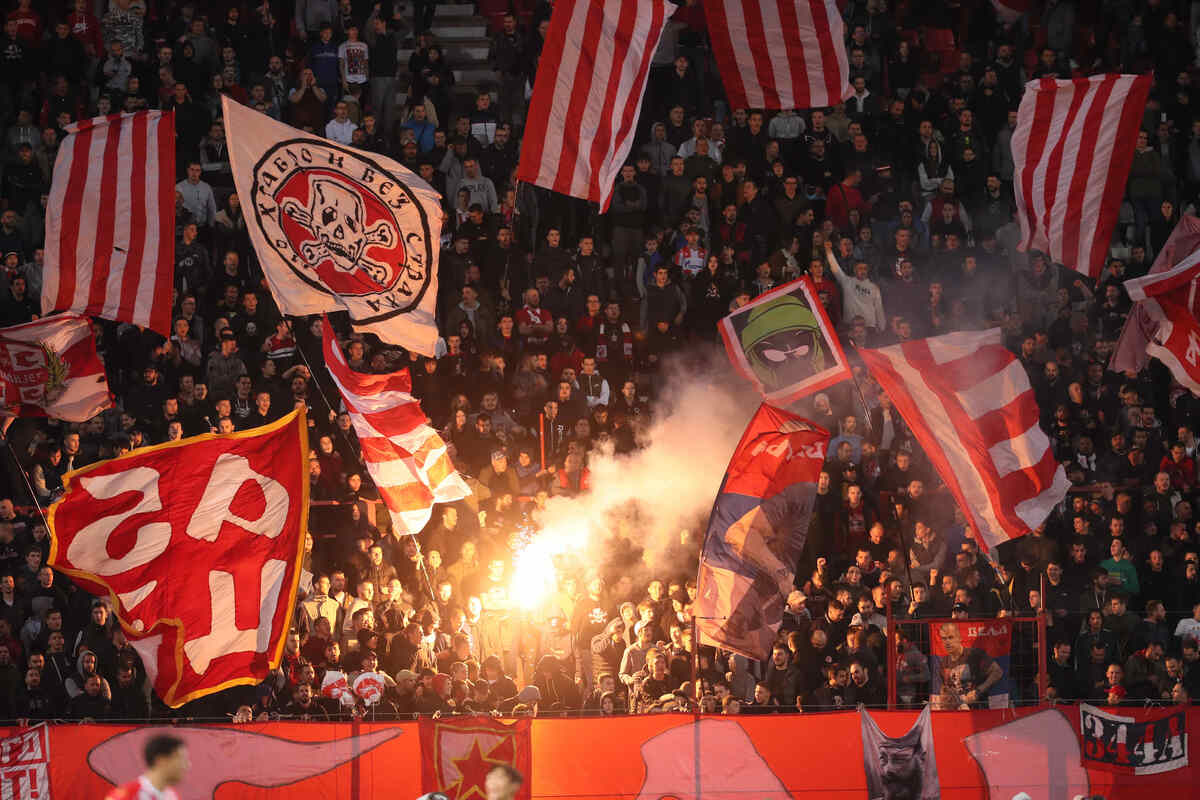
xmin=511 ymin=348 xmax=761 ymax=604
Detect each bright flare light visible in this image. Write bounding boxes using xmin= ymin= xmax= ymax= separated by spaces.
xmin=510 ymin=535 xmax=559 ymax=611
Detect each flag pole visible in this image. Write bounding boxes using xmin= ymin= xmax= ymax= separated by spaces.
xmin=849 ymin=370 xmax=875 ymax=435
xmin=0 ymin=420 xmax=54 ymax=534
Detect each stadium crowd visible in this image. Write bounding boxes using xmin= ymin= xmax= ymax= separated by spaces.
xmin=0 ymin=0 xmax=1198 ymax=722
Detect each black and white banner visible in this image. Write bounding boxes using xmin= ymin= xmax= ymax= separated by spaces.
xmin=1080 ymin=703 xmax=1188 ymax=775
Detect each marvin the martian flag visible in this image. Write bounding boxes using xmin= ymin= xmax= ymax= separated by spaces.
xmin=719 ymin=277 xmax=850 ymax=404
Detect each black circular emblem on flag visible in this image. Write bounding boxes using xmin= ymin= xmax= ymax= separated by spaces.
xmin=249 ymin=139 xmax=435 ymax=320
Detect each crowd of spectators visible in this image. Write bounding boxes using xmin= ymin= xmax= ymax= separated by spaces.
xmin=0 ymin=0 xmax=1198 ymax=722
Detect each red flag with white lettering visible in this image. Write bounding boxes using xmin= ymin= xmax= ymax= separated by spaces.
xmin=1124 ymin=251 xmax=1200 ymax=395
xmin=47 ymin=410 xmax=309 ymax=707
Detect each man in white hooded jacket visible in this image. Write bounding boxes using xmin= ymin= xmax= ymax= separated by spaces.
xmin=825 ymin=239 xmax=886 ymax=332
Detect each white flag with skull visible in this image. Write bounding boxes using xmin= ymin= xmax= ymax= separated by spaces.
xmin=223 ymin=96 xmax=443 ymax=356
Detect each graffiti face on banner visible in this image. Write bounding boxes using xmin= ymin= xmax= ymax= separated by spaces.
xmin=251 ymin=139 xmax=435 ymax=320
xmin=861 ymin=707 xmax=941 ymax=800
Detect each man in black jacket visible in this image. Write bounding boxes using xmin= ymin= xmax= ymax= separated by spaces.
xmin=490 ymin=15 xmax=527 ymax=126
xmin=1046 ymin=641 xmax=1079 ymax=701
xmin=763 ymin=643 xmax=804 ymax=706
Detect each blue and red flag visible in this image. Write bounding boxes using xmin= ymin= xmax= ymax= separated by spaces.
xmin=695 ymin=404 xmax=828 ymax=660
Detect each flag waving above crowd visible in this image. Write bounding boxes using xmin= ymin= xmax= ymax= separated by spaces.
xmin=41 ymin=110 xmax=176 ymax=335
xmin=516 ymin=0 xmax=673 ymax=208
xmin=859 ymin=329 xmax=1071 ymax=553
xmin=1121 ymin=245 xmax=1200 ymax=395
xmin=223 ymin=97 xmax=443 ymax=356
xmin=719 ymin=277 xmax=850 ymax=404
xmin=323 ymin=317 xmax=470 ymax=535
xmin=47 ymin=411 xmax=309 ymax=707
xmin=1012 ymin=74 xmax=1151 ymax=277
xmin=696 ymin=404 xmax=827 ymax=660
xmin=704 ymin=0 xmax=852 ymax=110
xmin=1111 ymin=214 xmax=1200 ymax=396
xmin=0 ymin=314 xmax=109 ymax=422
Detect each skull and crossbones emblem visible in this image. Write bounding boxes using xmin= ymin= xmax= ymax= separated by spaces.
xmin=281 ymin=177 xmax=396 ymax=286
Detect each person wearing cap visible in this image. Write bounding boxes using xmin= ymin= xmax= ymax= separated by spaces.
xmin=477 ymin=448 xmax=519 ymax=496
xmin=416 ymin=672 xmax=453 ymax=714
xmin=393 ymin=669 xmax=419 ymax=715
xmin=618 ymin=622 xmax=655 ymax=688
xmin=496 ymin=683 xmax=540 ymax=715
xmin=204 ymin=329 xmax=247 ymax=399
xmin=590 ymin=618 xmax=626 ymax=685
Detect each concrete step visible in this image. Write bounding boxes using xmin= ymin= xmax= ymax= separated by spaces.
xmin=400 ymin=42 xmax=490 ymax=65
xmin=430 ymin=20 xmax=489 ymax=39
xmin=453 ymin=67 xmax=500 ymax=84
xmin=432 ymin=3 xmax=478 ymax=16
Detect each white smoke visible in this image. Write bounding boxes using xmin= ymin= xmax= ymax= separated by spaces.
xmin=513 ymin=349 xmax=761 ymax=600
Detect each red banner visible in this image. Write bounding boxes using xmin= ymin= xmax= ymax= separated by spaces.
xmin=13 ymin=709 xmax=1200 ymax=800
xmin=0 ymin=724 xmax=50 ymax=799
xmin=47 ymin=410 xmax=310 ymax=707
xmin=420 ymin=716 xmax=531 ymax=800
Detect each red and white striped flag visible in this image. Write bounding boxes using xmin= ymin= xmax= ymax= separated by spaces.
xmin=1012 ymin=74 xmax=1151 ymax=278
xmin=704 ymin=0 xmax=852 ymax=110
xmin=859 ymin=329 xmax=1070 ymax=552
xmin=322 ymin=317 xmax=469 ymax=534
xmin=516 ymin=0 xmax=672 ymax=208
xmin=41 ymin=111 xmax=175 ymax=335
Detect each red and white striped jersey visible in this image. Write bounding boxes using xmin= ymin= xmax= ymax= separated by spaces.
xmin=859 ymin=329 xmax=1070 ymax=552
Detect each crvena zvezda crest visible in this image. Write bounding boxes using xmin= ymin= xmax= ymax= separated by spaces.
xmin=421 ymin=717 xmax=531 ymax=800
xmin=251 ymin=139 xmax=434 ymax=314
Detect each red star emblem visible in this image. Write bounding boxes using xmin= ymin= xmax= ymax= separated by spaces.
xmin=449 ymin=738 xmax=510 ymax=800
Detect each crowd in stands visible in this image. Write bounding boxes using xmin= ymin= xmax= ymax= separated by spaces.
xmin=0 ymin=0 xmax=1199 ymax=721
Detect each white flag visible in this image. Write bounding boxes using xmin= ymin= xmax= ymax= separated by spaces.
xmin=223 ymin=97 xmax=443 ymax=355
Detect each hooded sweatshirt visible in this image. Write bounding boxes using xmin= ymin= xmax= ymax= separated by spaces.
xmin=64 ymin=652 xmax=112 ymax=700
xmin=825 ymin=250 xmax=886 ymax=330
